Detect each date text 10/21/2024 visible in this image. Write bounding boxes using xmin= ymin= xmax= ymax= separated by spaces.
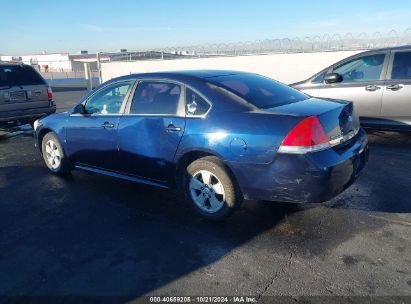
xmin=149 ymin=296 xmax=257 ymax=303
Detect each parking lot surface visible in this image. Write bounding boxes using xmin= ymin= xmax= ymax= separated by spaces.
xmin=0 ymin=89 xmax=410 ymax=299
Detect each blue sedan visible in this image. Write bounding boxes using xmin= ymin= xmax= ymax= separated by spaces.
xmin=34 ymin=70 xmax=368 ymax=220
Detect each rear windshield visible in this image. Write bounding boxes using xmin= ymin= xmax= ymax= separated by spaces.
xmin=0 ymin=65 xmax=46 ymax=87
xmin=209 ymin=73 xmax=308 ymax=109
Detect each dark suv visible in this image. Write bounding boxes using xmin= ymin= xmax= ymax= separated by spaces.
xmin=0 ymin=62 xmax=56 ymax=129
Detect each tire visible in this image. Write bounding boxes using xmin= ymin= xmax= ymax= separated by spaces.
xmin=41 ymin=132 xmax=72 ymax=175
xmin=183 ymin=156 xmax=243 ymax=221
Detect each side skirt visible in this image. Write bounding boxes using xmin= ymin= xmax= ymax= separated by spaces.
xmin=74 ymin=164 xmax=170 ymax=189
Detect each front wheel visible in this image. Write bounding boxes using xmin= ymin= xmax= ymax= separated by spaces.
xmin=41 ymin=132 xmax=72 ymax=175
xmin=183 ymin=156 xmax=243 ymax=221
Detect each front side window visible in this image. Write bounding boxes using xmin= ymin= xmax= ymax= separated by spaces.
xmin=130 ymin=81 xmax=181 ymax=115
xmin=333 ymin=54 xmax=385 ymax=83
xmin=210 ymin=73 xmax=308 ymax=109
xmin=391 ymin=52 xmax=411 ymax=80
xmin=186 ymin=88 xmax=210 ymax=116
xmin=84 ymin=81 xmax=132 ymax=115
xmin=312 ymin=72 xmax=325 ymax=84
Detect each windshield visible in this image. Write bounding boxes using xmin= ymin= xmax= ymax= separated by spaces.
xmin=209 ymin=73 xmax=309 ymax=109
xmin=0 ymin=65 xmax=46 ymax=87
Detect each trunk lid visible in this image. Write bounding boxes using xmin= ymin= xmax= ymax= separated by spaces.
xmin=265 ymin=98 xmax=360 ymax=145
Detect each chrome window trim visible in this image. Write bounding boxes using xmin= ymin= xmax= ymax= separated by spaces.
xmin=69 ymin=80 xmax=135 ymax=117
xmin=123 ymin=78 xmax=186 ymax=117
xmin=119 ymin=113 xmax=186 ymax=117
xmin=121 ymin=78 xmax=213 ymax=119
xmin=386 ymin=49 xmax=411 ymax=81
xmin=329 ymin=51 xmax=389 ymax=84
xmin=70 ymin=113 xmax=123 ymax=117
xmin=184 ymin=85 xmax=213 ymax=119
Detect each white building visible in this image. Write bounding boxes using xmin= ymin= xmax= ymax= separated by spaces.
xmin=0 ymin=52 xmax=109 ymax=72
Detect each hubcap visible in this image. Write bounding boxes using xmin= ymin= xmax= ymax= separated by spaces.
xmin=189 ymin=170 xmax=225 ymax=213
xmin=45 ymin=140 xmax=61 ymax=169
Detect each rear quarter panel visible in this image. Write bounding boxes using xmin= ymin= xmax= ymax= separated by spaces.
xmin=175 ymin=111 xmax=302 ymax=165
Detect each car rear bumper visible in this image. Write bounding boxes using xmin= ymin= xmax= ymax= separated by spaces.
xmin=229 ymin=128 xmax=369 ymax=203
xmin=0 ymin=105 xmax=56 ymax=128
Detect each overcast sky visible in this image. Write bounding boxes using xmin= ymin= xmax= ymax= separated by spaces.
xmin=1 ymin=0 xmax=411 ymax=54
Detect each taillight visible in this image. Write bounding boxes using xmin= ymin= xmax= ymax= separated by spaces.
xmin=278 ymin=116 xmax=330 ymax=154
xmin=47 ymin=86 xmax=53 ymax=101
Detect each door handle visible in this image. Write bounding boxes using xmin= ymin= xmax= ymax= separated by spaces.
xmin=101 ymin=122 xmax=115 ymax=128
xmin=165 ymin=124 xmax=182 ymax=132
xmin=386 ymin=84 xmax=403 ymax=91
xmin=365 ymin=85 xmax=381 ymax=92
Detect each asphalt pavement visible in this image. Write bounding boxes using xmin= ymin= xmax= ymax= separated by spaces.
xmin=0 ymin=88 xmax=410 ymax=301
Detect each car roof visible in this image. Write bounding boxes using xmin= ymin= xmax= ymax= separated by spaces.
xmin=360 ymin=45 xmax=411 ymax=53
xmin=122 ymin=70 xmax=249 ymax=82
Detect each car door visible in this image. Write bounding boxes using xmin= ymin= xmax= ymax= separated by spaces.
xmin=381 ymin=50 xmax=411 ymax=127
xmin=65 ymin=80 xmax=134 ymax=170
xmin=317 ymin=52 xmax=389 ymax=124
xmin=117 ymin=80 xmax=186 ymax=182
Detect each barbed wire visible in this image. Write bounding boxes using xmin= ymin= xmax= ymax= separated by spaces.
xmin=4 ymin=28 xmax=411 ymax=72
xmin=141 ymin=28 xmax=411 ymax=57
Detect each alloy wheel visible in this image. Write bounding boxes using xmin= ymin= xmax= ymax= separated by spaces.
xmin=189 ymin=170 xmax=226 ymax=213
xmin=45 ymin=139 xmax=61 ymax=169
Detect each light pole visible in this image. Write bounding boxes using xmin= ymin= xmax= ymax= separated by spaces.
xmin=96 ymin=52 xmax=102 ymax=85
xmin=83 ymin=62 xmax=92 ymax=92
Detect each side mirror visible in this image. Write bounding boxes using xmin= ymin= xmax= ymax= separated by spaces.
xmin=73 ymin=103 xmax=86 ymax=114
xmin=324 ymin=73 xmax=343 ymax=84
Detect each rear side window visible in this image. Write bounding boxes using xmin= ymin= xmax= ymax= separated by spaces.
xmin=391 ymin=52 xmax=411 ymax=80
xmin=130 ymin=81 xmax=181 ymax=115
xmin=186 ymin=88 xmax=210 ymax=116
xmin=209 ymin=74 xmax=308 ymax=109
xmin=0 ymin=65 xmax=45 ymax=86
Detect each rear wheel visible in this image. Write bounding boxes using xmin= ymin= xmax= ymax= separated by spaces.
xmin=183 ymin=156 xmax=243 ymax=221
xmin=41 ymin=132 xmax=72 ymax=175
